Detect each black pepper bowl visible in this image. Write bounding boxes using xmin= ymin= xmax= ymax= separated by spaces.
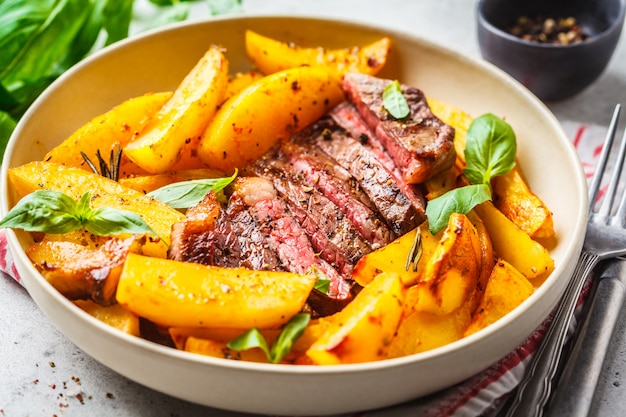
xmin=477 ymin=0 xmax=625 ymax=101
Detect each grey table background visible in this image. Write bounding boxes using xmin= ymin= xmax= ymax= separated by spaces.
xmin=1 ymin=0 xmax=626 ymax=416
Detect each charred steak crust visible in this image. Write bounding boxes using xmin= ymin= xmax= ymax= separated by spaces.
xmin=169 ymin=192 xmax=242 ymax=268
xmin=342 ymin=73 xmax=456 ymax=184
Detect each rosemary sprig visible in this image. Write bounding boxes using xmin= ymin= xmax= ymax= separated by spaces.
xmin=405 ymin=226 xmax=423 ymax=272
xmin=81 ymin=143 xmax=122 ymax=181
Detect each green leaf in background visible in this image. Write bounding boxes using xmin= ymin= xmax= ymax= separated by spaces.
xmin=0 ymin=112 xmax=16 ymax=161
xmin=208 ymin=0 xmax=243 ymax=15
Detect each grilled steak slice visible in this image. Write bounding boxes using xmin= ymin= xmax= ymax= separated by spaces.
xmin=330 ymin=101 xmax=397 ymax=173
xmin=249 ymin=155 xmax=372 ymax=277
xmin=226 ymin=194 xmax=283 ymax=271
xmin=169 ymin=192 xmax=242 ymax=268
xmin=278 ymin=141 xmax=395 ymax=247
xmin=296 ymin=119 xmax=426 ymax=236
xmin=342 ymin=73 xmax=456 ymax=184
xmin=232 ymin=177 xmax=352 ymax=300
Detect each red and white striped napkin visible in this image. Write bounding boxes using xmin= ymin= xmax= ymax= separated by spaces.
xmin=0 ymin=120 xmax=605 ymax=417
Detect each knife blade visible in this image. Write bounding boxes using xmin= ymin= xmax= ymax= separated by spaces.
xmin=545 ymin=258 xmax=626 ymax=417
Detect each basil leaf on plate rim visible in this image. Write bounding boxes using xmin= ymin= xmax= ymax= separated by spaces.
xmin=425 ymin=113 xmax=517 ymax=234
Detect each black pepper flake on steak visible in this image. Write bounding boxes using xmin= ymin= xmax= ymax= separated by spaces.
xmin=342 ymin=72 xmax=456 ymax=184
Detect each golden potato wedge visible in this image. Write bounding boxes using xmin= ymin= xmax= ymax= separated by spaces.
xmin=74 ymin=300 xmax=140 ymax=336
xmin=184 ymin=336 xmax=270 ymax=363
xmin=492 ymin=165 xmax=556 ymax=239
xmin=388 ymin=298 xmax=475 ymax=357
xmin=226 ymin=71 xmax=264 ymax=98
xmin=466 ymin=211 xmax=495 ymax=313
xmin=427 ymin=96 xmax=472 ymax=165
xmin=118 ymin=168 xmax=225 ymax=194
xmin=245 ymin=30 xmax=391 ymax=77
xmin=116 ymin=253 xmax=317 ymax=329
xmin=474 ymin=201 xmax=554 ymax=280
xmin=411 ymin=213 xmax=482 ymax=315
xmin=305 ymin=272 xmax=404 ymax=365
xmin=8 ymin=161 xmax=184 ymax=258
xmin=352 ymin=224 xmax=442 ymax=287
xmin=124 ymin=46 xmax=229 ymax=174
xmin=198 ymin=66 xmax=344 ymax=172
xmin=464 ymin=258 xmax=535 ymax=336
xmin=43 ymin=91 xmax=172 ymax=177
xmin=27 ymin=237 xmax=140 ymax=305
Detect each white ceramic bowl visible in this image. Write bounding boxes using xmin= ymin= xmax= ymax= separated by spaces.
xmin=0 ymin=16 xmax=587 ymax=416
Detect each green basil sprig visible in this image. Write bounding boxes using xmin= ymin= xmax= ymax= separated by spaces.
xmin=227 ymin=313 xmax=311 ymax=364
xmin=147 ymin=170 xmax=238 ymax=209
xmin=382 ymin=80 xmax=410 ymax=119
xmin=0 ymin=190 xmax=155 ymax=236
xmin=425 ymin=113 xmax=517 ymax=234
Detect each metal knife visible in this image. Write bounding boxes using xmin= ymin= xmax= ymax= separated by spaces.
xmin=545 ymin=258 xmax=626 ymax=417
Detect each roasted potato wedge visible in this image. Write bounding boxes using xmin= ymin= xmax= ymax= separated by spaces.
xmin=474 ymin=201 xmax=554 ymax=281
xmin=27 ymin=237 xmax=140 ymax=305
xmin=124 ymin=46 xmax=229 ymax=174
xmin=464 ymin=258 xmax=535 ymax=336
xmin=74 ymin=300 xmax=141 ymax=336
xmin=411 ymin=213 xmax=482 ymax=315
xmin=116 ymin=253 xmax=317 ymax=329
xmin=198 ymin=66 xmax=344 ymax=172
xmin=306 ymin=272 xmax=404 ymax=364
xmin=8 ymin=161 xmax=184 ymax=258
xmin=352 ymin=224 xmax=442 ymax=287
xmin=43 ymin=91 xmax=172 ymax=177
xmin=245 ymin=30 xmax=391 ymax=77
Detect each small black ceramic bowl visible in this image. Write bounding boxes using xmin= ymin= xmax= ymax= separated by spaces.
xmin=477 ymin=0 xmax=625 ymax=101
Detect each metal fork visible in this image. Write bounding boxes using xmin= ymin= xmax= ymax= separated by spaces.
xmin=504 ymin=103 xmax=626 ymax=417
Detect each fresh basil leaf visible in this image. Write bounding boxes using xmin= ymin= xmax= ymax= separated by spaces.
xmin=0 ymin=111 xmax=16 ymax=160
xmin=226 ymin=328 xmax=271 ymax=359
xmin=382 ymin=80 xmax=410 ymax=119
xmin=148 ymin=170 xmax=238 ymax=209
xmin=208 ymin=0 xmax=243 ymax=15
xmin=86 ymin=206 xmax=156 ymax=236
xmin=0 ymin=190 xmax=84 ymax=234
xmin=307 ymin=266 xmax=330 ymax=294
xmin=0 ymin=190 xmax=156 ymax=237
xmin=1 ymin=0 xmax=91 ymax=88
xmin=102 ymin=0 xmax=133 ymax=46
xmin=269 ymin=313 xmax=310 ymax=364
xmin=463 ymin=113 xmax=517 ymax=185
xmin=426 ymin=184 xmax=491 ymax=235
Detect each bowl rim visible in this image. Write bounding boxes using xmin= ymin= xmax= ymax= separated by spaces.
xmin=476 ymin=0 xmax=626 ymax=49
xmin=0 ymin=13 xmax=588 ymax=377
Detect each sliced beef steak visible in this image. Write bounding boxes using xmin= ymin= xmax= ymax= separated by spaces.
xmin=169 ymin=192 xmax=242 ymax=268
xmin=342 ymin=73 xmax=456 ymax=184
xmin=231 ymin=177 xmax=352 ymax=300
xmin=295 ymin=119 xmax=426 ymax=236
xmin=278 ymin=141 xmax=395 ymax=247
xmin=249 ymin=155 xmax=372 ymax=277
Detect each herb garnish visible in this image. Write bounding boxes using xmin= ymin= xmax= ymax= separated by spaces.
xmin=147 ymin=170 xmax=238 ymax=209
xmin=0 ymin=190 xmax=155 ymax=236
xmin=227 ymin=313 xmax=311 ymax=364
xmin=425 ymin=113 xmax=516 ymax=234
xmin=81 ymin=143 xmax=123 ymax=181
xmin=382 ymin=80 xmax=410 ymax=119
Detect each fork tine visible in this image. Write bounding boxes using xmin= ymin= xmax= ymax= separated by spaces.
xmin=613 ymin=127 xmax=626 ymax=223
xmin=589 ymin=104 xmax=621 ymax=212
xmin=598 ymin=123 xmax=626 ymax=218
